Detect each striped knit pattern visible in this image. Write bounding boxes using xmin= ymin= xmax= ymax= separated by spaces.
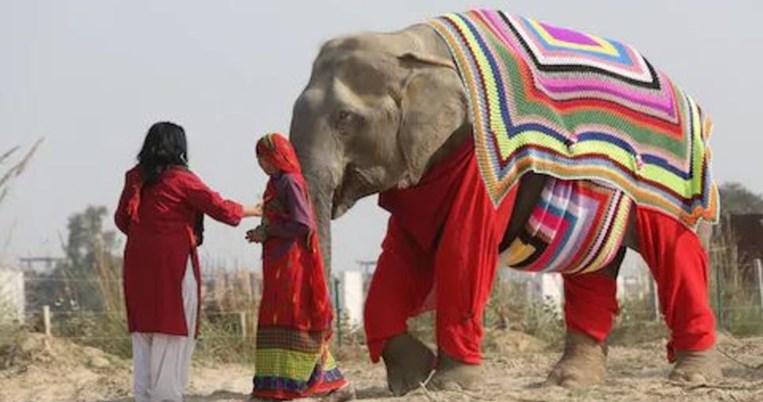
xmin=429 ymin=9 xmax=719 ymax=228
xmin=500 ymin=178 xmax=632 ymax=274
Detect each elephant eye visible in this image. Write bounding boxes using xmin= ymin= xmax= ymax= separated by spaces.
xmin=334 ymin=110 xmax=360 ymax=130
xmin=337 ymin=110 xmax=353 ymax=122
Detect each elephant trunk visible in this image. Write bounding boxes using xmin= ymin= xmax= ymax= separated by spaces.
xmin=303 ymin=167 xmax=334 ymax=280
xmin=290 ymin=110 xmax=342 ymax=281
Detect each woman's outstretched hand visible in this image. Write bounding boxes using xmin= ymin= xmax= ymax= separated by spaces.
xmin=243 ymin=202 xmax=264 ymax=217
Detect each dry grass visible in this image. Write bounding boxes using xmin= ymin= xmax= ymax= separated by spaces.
xmin=710 ymin=223 xmax=763 ymax=337
xmin=1 ymin=140 xmax=43 ymax=351
xmin=3 ymin=330 xmax=763 ymax=402
xmin=0 ymin=139 xmax=43 ymax=207
xmin=195 ymin=269 xmax=260 ymax=364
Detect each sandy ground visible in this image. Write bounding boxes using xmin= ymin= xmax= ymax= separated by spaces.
xmin=1 ymin=332 xmax=762 ymax=402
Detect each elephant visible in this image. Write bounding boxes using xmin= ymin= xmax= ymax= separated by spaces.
xmin=287 ymin=10 xmax=721 ymax=395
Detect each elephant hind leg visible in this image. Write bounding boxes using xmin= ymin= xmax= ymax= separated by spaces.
xmin=670 ymin=349 xmax=722 ymax=383
xmin=546 ymin=331 xmax=608 ymax=388
xmin=634 ymin=206 xmax=721 ymax=382
xmin=548 ymin=264 xmax=621 ymax=388
xmin=562 ymin=261 xmax=621 ymax=344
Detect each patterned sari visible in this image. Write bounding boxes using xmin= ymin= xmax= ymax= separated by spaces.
xmin=252 ymin=133 xmax=348 ymax=400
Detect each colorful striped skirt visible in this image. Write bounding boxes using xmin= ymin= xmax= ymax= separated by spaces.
xmin=252 ymin=326 xmax=347 ymax=400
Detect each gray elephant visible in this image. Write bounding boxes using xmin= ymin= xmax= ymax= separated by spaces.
xmin=288 ymin=9 xmax=721 ymax=395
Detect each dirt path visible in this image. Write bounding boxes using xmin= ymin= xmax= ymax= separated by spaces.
xmin=2 ymin=333 xmax=762 ymax=402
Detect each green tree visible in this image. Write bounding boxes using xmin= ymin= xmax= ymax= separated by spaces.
xmin=59 ymin=206 xmax=122 ymax=312
xmin=25 ymin=205 xmax=128 ymax=354
xmin=28 ymin=206 xmax=123 ymax=313
xmin=718 ymin=182 xmax=763 ymax=216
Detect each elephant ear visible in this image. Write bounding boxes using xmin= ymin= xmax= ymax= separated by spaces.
xmin=395 ymin=52 xmax=468 ymax=188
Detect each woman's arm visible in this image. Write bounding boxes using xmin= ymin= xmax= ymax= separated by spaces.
xmin=183 ymin=171 xmax=254 ymax=226
xmin=264 ymin=175 xmax=312 ymax=238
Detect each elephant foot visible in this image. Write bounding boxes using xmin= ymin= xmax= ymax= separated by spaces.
xmin=669 ymin=348 xmax=722 ymax=383
xmin=546 ymin=331 xmax=607 ymax=388
xmin=429 ymin=353 xmax=483 ymax=392
xmin=381 ymin=333 xmax=435 ymax=397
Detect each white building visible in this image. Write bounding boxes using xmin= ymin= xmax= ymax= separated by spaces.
xmin=337 ymin=270 xmax=365 ymax=329
xmin=499 ymin=268 xmax=564 ymax=309
xmin=0 ymin=268 xmax=25 ymax=322
xmin=617 ymin=251 xmax=652 ymax=300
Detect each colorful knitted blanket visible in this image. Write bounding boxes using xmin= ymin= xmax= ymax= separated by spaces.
xmin=499 ymin=178 xmax=632 ymax=274
xmin=429 ymin=9 xmax=719 ymax=228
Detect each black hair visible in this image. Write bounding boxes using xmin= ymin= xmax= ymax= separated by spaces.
xmin=137 ymin=121 xmax=188 ymax=186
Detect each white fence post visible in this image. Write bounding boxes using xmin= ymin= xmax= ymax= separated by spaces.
xmin=42 ymin=305 xmax=51 ymax=337
xmin=755 ymin=259 xmax=763 ymax=316
xmin=239 ymin=311 xmax=247 ymax=339
xmin=650 ymin=279 xmax=660 ymax=321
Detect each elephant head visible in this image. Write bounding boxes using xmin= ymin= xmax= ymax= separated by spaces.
xmin=288 ymin=24 xmax=469 ymax=273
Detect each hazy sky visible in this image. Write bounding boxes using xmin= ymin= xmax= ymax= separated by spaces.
xmin=2 ymin=1 xmax=761 ymax=272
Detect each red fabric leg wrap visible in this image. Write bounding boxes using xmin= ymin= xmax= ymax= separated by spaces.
xmin=432 ymin=150 xmax=515 ymax=365
xmin=563 ymin=272 xmax=619 ymax=342
xmin=635 ymin=206 xmax=716 ymax=362
xmin=364 ymin=217 xmax=434 ymax=363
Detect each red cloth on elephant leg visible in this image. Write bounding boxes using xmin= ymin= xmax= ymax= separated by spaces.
xmin=431 ymin=140 xmax=515 ymax=364
xmin=368 ymin=138 xmax=517 ymax=364
xmin=364 ymin=217 xmax=435 ymax=363
xmin=634 ymin=206 xmax=716 ymax=362
xmin=563 ymin=272 xmax=619 ymax=342
xmin=365 ymin=140 xmax=473 ymax=363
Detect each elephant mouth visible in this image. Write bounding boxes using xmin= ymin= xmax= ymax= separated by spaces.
xmin=331 ymin=164 xmax=374 ymax=219
xmin=331 ymin=181 xmax=353 ymax=219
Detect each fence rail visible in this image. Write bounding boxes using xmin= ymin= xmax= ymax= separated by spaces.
xmin=9 ymin=259 xmax=763 ymax=348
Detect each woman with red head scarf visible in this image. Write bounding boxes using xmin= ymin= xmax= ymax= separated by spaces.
xmin=247 ymin=133 xmax=354 ymax=401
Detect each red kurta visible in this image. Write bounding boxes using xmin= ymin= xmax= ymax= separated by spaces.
xmin=115 ymin=166 xmax=244 ymax=336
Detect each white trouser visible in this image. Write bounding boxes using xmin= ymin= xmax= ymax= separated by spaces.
xmin=132 ymin=261 xmax=198 ymax=402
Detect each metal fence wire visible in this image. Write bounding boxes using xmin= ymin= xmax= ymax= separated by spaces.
xmin=8 ymin=259 xmax=763 ymax=345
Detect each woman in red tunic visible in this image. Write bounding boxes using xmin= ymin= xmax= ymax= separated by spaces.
xmin=115 ymin=122 xmax=260 ymax=402
xmin=247 ymin=133 xmax=354 ymax=402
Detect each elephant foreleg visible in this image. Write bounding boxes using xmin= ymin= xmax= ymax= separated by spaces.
xmin=363 ymin=217 xmax=436 ymax=396
xmin=381 ymin=333 xmax=436 ymax=396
